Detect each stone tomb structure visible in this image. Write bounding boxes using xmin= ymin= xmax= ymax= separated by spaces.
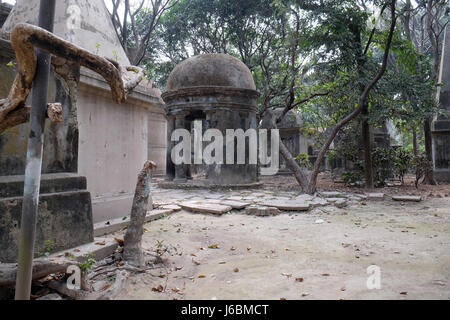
xmin=0 ymin=1 xmax=166 ymax=262
xmin=433 ymin=24 xmax=450 ymax=182
xmin=261 ymin=109 xmax=314 ymax=174
xmin=162 ymin=54 xmax=260 ymax=187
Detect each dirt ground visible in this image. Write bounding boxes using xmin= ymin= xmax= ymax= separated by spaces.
xmin=109 ymin=180 xmax=450 ymax=300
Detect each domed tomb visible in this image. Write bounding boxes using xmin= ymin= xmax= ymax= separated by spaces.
xmin=162 ymin=54 xmax=260 ymax=186
xmin=166 ymin=54 xmax=257 ymax=91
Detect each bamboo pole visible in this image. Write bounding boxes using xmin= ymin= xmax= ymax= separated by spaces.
xmin=15 ymin=0 xmax=56 ymax=300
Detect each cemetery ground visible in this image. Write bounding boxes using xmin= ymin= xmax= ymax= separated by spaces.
xmin=104 ymin=174 xmax=449 ymax=300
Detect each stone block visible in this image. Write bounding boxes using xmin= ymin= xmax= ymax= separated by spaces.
xmin=0 ymin=191 xmax=93 ymax=263
xmin=392 ymin=195 xmax=422 ymax=202
xmin=245 ymin=205 xmax=280 ymax=216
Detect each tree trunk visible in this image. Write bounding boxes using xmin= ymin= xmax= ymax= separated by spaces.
xmin=123 ymin=161 xmax=157 ymax=267
xmin=412 ymin=125 xmax=418 ymax=156
xmin=423 ymin=117 xmax=436 ymax=185
xmin=362 ymin=102 xmax=374 ymax=189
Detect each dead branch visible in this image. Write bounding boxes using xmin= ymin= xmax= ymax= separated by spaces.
xmin=0 ymin=258 xmax=76 ymax=287
xmin=0 ymin=103 xmax=63 ymax=131
xmin=0 ymin=23 xmax=146 ymax=131
xmin=123 ymin=161 xmax=157 ymax=267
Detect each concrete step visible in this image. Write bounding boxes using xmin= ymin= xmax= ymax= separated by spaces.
xmin=94 ymin=209 xmax=175 ymax=237
xmin=0 ymin=173 xmax=87 ymax=198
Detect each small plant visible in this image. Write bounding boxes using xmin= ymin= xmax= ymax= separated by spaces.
xmin=273 ymin=187 xmax=279 ymax=196
xmin=95 ymin=42 xmax=101 ymax=54
xmin=6 ymin=60 xmax=16 ymax=68
xmin=79 ymin=254 xmax=96 ymax=273
xmin=393 ymin=147 xmax=412 ymax=185
xmin=37 ymin=240 xmax=55 ymax=257
xmin=153 ymin=240 xmax=176 ymax=263
xmin=112 ymin=49 xmax=120 ymax=62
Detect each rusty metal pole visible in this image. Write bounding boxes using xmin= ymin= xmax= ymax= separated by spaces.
xmin=15 ymin=0 xmax=56 ymax=300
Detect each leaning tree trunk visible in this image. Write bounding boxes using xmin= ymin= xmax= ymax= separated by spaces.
xmin=123 ymin=161 xmax=157 ymax=267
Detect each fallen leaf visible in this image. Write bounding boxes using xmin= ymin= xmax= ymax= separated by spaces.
xmin=174 ymin=266 xmax=183 ymax=271
xmin=400 ymin=292 xmax=408 ymax=295
xmin=172 ymin=288 xmax=181 ymax=293
xmin=73 ymin=249 xmax=80 ymax=252
xmin=198 ymin=275 xmax=206 ymax=278
xmin=193 ymin=260 xmax=201 ymax=265
xmin=234 ymin=268 xmax=239 ymax=273
xmin=152 ymin=285 xmax=164 ymax=292
xmin=321 ymin=273 xmax=330 ymax=277
xmin=102 ymin=283 xmax=112 ymax=290
xmin=114 ymin=238 xmax=124 ymax=245
xmin=295 ymin=277 xmax=304 ymax=282
xmin=208 ymin=244 xmax=219 ymax=249
xmin=280 ymin=297 xmax=286 ymax=300
xmin=231 ymin=247 xmax=236 ymax=251
xmin=281 ymin=273 xmax=292 ymax=278
xmin=95 ymin=241 xmax=106 ymax=246
xmin=301 ymin=293 xmax=309 ymax=297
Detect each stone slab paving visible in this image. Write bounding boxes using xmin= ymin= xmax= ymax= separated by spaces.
xmin=260 ymin=200 xmax=310 ymax=211
xmin=392 ymin=195 xmax=422 ymax=202
xmin=219 ymin=200 xmax=251 ymax=209
xmin=179 ymin=202 xmax=232 ymax=215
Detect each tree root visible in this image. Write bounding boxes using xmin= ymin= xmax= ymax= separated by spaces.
xmin=0 ymin=23 xmax=145 ymax=131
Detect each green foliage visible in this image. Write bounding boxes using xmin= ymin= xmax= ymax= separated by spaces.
xmin=79 ymin=254 xmax=96 ymax=273
xmin=125 ymin=0 xmax=441 ymax=167
xmin=37 ymin=240 xmax=55 ymax=257
xmin=294 ymin=153 xmax=313 ymax=169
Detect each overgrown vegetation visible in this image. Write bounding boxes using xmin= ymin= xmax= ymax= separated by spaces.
xmin=107 ymin=0 xmax=449 ymax=191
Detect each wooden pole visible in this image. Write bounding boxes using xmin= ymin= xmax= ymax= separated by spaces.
xmin=15 ymin=0 xmax=56 ymax=300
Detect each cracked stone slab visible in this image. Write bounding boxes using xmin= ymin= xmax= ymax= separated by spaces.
xmin=260 ymin=200 xmax=310 ymax=211
xmin=334 ymin=199 xmax=348 ymax=208
xmin=180 ymin=202 xmax=232 ymax=215
xmin=245 ymin=205 xmax=280 ymax=216
xmin=320 ymin=191 xmax=345 ymax=198
xmin=161 ymin=204 xmax=182 ymax=211
xmin=308 ymin=197 xmax=328 ymax=208
xmin=366 ymin=193 xmax=385 ymax=200
xmin=295 ymin=194 xmax=314 ymax=202
xmin=220 ymin=200 xmax=251 ymax=210
xmin=392 ymin=195 xmax=422 ymax=202
xmin=226 ymin=196 xmax=244 ymax=201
